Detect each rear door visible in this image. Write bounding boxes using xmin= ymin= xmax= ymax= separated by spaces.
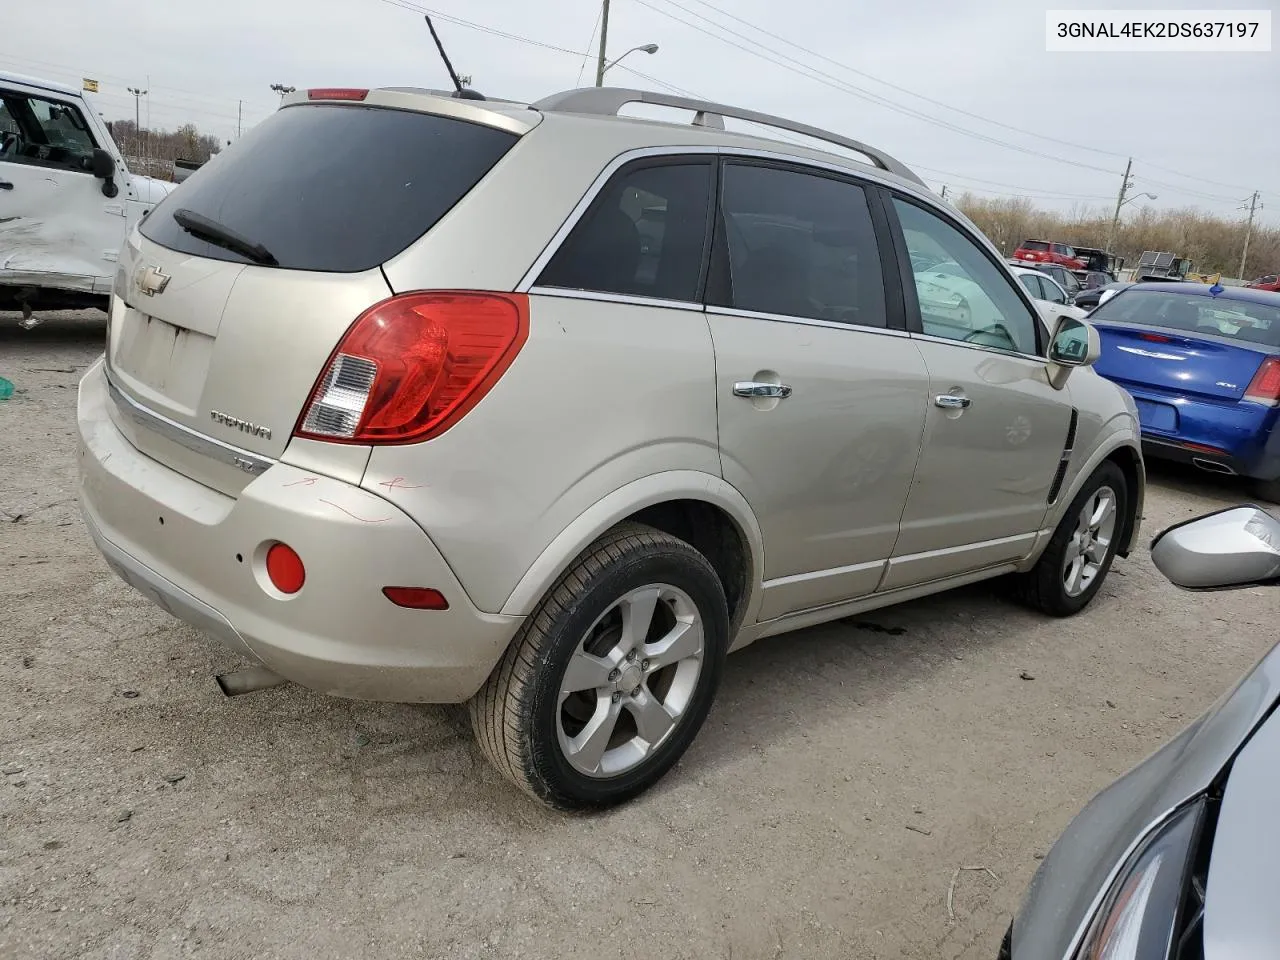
xmin=707 ymin=160 xmax=931 ymax=620
xmin=0 ymin=83 xmax=124 ymax=294
xmin=107 ymin=99 xmax=520 ymax=494
xmin=884 ymin=195 xmax=1071 ymax=590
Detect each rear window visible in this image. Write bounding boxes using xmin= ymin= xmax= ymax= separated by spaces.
xmin=1092 ymin=291 xmax=1280 ymax=347
xmin=140 ymin=104 xmax=517 ymax=273
xmin=1020 ymin=240 xmax=1049 ymax=251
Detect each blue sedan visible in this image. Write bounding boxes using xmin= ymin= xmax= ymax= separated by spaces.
xmin=1087 ymin=282 xmax=1280 ymax=500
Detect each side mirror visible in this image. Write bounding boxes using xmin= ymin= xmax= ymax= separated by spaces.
xmin=91 ymin=147 xmax=119 ymax=198
xmin=1046 ymin=315 xmax=1099 ymax=388
xmin=1151 ymin=505 xmax=1280 ymax=590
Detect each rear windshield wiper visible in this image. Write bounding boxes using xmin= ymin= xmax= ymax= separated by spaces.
xmin=171 ymin=208 xmax=279 ymax=266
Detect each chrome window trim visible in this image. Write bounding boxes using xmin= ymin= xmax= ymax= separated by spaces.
xmin=526 ymin=286 xmax=705 ymax=312
xmin=105 ymin=368 xmax=276 ymax=477
xmin=514 ymin=143 xmax=944 ymax=297
xmin=707 ymin=305 xmax=911 ymax=337
xmin=908 ymin=330 xmax=1048 ymax=365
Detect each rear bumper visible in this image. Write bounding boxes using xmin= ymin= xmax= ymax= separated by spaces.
xmin=1121 ymin=384 xmax=1280 ymax=482
xmin=77 ymin=358 xmax=522 ymax=703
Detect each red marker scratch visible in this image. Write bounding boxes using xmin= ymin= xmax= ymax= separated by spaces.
xmin=378 ymin=477 xmax=423 ymax=491
xmin=319 ymin=498 xmax=391 ymax=523
xmin=283 ymin=477 xmax=318 ymax=487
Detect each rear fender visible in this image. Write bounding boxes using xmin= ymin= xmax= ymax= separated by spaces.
xmin=499 ymin=470 xmax=765 ymax=635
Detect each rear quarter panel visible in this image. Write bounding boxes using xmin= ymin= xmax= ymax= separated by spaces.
xmin=361 ymin=296 xmax=723 ymax=615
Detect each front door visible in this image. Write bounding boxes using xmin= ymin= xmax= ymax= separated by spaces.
xmin=883 ymin=196 xmax=1071 ymax=590
xmin=0 ymin=84 xmax=125 ymax=294
xmin=707 ymin=161 xmax=931 ymax=620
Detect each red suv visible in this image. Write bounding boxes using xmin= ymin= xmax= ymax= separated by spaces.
xmin=1247 ymin=274 xmax=1280 ymax=291
xmin=1012 ymin=239 xmax=1086 ymax=271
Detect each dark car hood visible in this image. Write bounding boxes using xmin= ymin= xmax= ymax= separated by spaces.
xmin=1012 ymin=638 xmax=1280 ymax=959
xmin=1204 ymin=701 xmax=1280 ymax=959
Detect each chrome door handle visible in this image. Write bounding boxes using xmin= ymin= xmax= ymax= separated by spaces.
xmin=934 ymin=394 xmax=971 ymax=409
xmin=733 ymin=381 xmax=793 ymax=399
xmin=0 ymin=181 xmax=13 ymax=190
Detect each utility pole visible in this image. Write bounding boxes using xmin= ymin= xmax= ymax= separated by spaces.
xmin=594 ymin=0 xmax=611 ymax=87
xmin=940 ymin=184 xmax=948 ymax=201
xmin=127 ymin=86 xmax=146 ymax=156
xmin=1239 ymin=191 xmax=1262 ymax=280
xmin=237 ymin=100 xmax=242 ymax=138
xmin=1107 ymin=157 xmax=1133 ymax=254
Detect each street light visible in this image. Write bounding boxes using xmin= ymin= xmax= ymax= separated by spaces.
xmin=1120 ymin=191 xmax=1158 ymax=208
xmin=600 ymin=43 xmax=659 ymax=80
xmin=270 ymin=83 xmax=296 ymax=101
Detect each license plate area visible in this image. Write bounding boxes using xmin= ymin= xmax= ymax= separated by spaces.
xmin=112 ymin=307 xmax=214 ymax=414
xmin=1134 ymin=398 xmax=1178 ymax=432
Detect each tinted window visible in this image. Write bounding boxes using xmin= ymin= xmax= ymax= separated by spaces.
xmin=1020 ymin=240 xmax=1049 ymax=252
xmin=538 ymin=161 xmax=712 ymax=302
xmin=1091 ymin=291 xmax=1280 ymax=347
xmin=1040 ymin=277 xmax=1067 ymax=304
xmin=1052 ymin=243 xmax=1074 ymax=257
xmin=713 ymin=163 xmax=887 ymax=327
xmin=141 ymin=104 xmax=516 ymax=273
xmin=895 ymin=198 xmax=1040 ymax=354
xmin=0 ymin=90 xmax=97 ymax=172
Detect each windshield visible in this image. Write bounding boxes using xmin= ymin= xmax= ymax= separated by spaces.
xmin=140 ymin=103 xmax=517 ymax=273
xmin=1091 ymin=290 xmax=1280 ymax=347
xmin=1020 ymin=240 xmax=1049 ymax=251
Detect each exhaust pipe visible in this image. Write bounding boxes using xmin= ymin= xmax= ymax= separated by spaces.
xmin=1191 ymin=457 xmax=1236 ymax=476
xmin=215 ymin=666 xmax=287 ymax=697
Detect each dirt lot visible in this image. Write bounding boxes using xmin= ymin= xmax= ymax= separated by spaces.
xmin=1 ymin=312 xmax=1275 ymax=960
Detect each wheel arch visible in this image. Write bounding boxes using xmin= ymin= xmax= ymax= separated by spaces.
xmin=499 ymin=471 xmax=764 ymax=634
xmin=1055 ymin=424 xmax=1145 ymax=559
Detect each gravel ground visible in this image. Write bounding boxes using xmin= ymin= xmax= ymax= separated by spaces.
xmin=2 ymin=311 xmax=1275 ymax=960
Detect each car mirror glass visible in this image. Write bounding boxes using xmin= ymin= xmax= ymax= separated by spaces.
xmin=1048 ymin=316 xmax=1097 ymax=367
xmin=1151 ymin=506 xmax=1280 ymax=590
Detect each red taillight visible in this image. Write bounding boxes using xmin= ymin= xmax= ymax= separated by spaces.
xmin=382 ymin=587 xmax=449 ymax=610
xmin=1139 ymin=333 xmax=1173 ymax=343
xmin=307 ymin=88 xmax=369 ymax=101
xmin=265 ymin=543 xmax=305 ymax=594
xmin=295 ymin=292 xmax=529 ymax=445
xmin=1244 ymin=356 xmax=1280 ymax=406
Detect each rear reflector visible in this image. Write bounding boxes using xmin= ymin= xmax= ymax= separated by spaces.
xmin=1244 ymin=356 xmax=1280 ymax=406
xmin=307 ymin=88 xmax=369 ymax=101
xmin=382 ymin=587 xmax=449 ymax=610
xmin=295 ymin=292 xmax=529 ymax=445
xmin=265 ymin=543 xmax=305 ymax=594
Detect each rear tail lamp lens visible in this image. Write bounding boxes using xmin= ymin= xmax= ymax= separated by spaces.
xmin=382 ymin=587 xmax=449 ymax=610
xmin=307 ymin=88 xmax=369 ymax=101
xmin=295 ymin=292 xmax=529 ymax=445
xmin=1244 ymin=357 xmax=1280 ymax=406
xmin=265 ymin=543 xmax=305 ymax=594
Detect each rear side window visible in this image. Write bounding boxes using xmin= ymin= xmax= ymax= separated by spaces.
xmin=712 ymin=162 xmax=887 ymax=327
xmin=1052 ymin=243 xmax=1073 ymax=256
xmin=537 ymin=160 xmax=713 ymax=302
xmin=140 ymin=104 xmax=517 ymax=273
xmin=1018 ymin=273 xmax=1044 ymax=299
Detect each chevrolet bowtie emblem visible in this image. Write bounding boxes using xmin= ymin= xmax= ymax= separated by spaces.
xmin=135 ymin=264 xmax=171 ymax=297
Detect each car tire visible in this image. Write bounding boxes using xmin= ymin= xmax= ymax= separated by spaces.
xmin=1250 ymin=476 xmax=1280 ymax=504
xmin=470 ymin=522 xmax=729 ymax=809
xmin=1011 ymin=461 xmax=1129 ymax=617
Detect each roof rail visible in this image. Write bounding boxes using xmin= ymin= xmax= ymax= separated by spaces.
xmin=532 ymin=87 xmax=926 ymax=188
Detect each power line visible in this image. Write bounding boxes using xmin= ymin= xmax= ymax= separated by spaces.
xmin=576 ymin=3 xmax=605 ymax=87
xmin=677 ymin=0 xmax=1261 ymax=197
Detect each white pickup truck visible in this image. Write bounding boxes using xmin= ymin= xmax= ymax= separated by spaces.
xmin=1 ymin=72 xmax=175 ymax=324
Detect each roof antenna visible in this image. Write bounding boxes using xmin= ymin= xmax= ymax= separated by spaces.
xmin=424 ymin=14 xmax=486 ymax=100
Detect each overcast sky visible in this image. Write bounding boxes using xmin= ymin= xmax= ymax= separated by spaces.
xmin=5 ymin=0 xmax=1275 ymax=222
